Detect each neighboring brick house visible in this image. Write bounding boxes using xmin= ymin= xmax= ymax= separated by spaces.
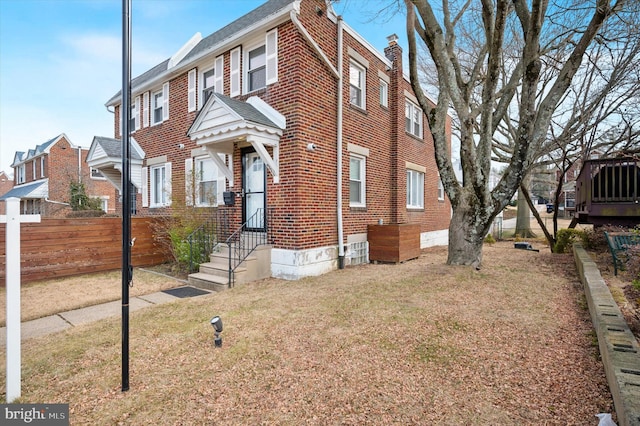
xmin=0 ymin=134 xmax=118 ymax=216
xmin=0 ymin=171 xmax=13 ymax=215
xmin=90 ymin=0 xmax=452 ymax=280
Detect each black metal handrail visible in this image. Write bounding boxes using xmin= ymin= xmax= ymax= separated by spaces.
xmin=225 ymin=207 xmax=273 ymax=287
xmin=186 ymin=209 xmax=234 ymax=273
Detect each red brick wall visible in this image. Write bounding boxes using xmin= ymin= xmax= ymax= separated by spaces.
xmin=111 ymin=0 xmax=451 ymax=249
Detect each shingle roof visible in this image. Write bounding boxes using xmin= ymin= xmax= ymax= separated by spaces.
xmin=215 ymin=93 xmax=278 ymax=128
xmin=106 ymin=0 xmax=295 ymax=106
xmin=179 ymin=0 xmax=294 ymax=65
xmin=0 ymin=179 xmax=48 ymax=201
xmin=11 ymin=134 xmax=66 ymax=166
xmin=93 ymin=136 xmax=143 ymax=161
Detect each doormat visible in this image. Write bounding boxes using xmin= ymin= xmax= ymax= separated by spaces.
xmin=162 ymin=286 xmax=210 ymax=298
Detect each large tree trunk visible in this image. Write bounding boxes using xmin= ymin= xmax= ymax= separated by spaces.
xmin=447 ymin=193 xmax=494 ymax=268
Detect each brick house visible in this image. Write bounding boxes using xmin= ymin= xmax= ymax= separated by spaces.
xmin=90 ymin=0 xmax=452 ymax=282
xmin=0 ymin=134 xmax=118 ymax=216
xmin=0 ymin=171 xmax=13 ymax=215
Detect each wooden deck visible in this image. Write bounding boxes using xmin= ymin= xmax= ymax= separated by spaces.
xmin=574 ymin=157 xmax=640 ymax=226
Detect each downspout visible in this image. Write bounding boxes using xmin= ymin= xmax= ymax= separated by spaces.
xmin=289 ymin=10 xmax=344 ymax=268
xmin=78 ymin=147 xmax=82 ymax=183
xmin=336 ymin=16 xmax=345 ymax=269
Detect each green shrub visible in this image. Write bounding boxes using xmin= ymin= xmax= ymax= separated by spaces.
xmin=484 ymin=234 xmax=496 ymax=245
xmin=553 ymin=228 xmax=586 ymax=253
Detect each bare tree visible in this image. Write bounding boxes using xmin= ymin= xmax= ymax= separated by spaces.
xmin=404 ymin=0 xmax=631 ymax=267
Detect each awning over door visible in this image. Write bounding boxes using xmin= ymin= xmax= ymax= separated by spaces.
xmin=86 ymin=136 xmax=145 ymax=192
xmin=187 ymin=93 xmax=285 ymax=183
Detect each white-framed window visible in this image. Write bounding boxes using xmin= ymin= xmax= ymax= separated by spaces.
xmin=32 ymin=160 xmax=36 ymax=180
xmin=407 ymin=169 xmax=424 ymax=208
xmin=349 ymin=154 xmax=366 ymax=207
xmin=100 ymin=196 xmax=109 ymax=212
xmin=379 ymin=79 xmax=388 ymax=108
xmin=150 ymin=163 xmax=171 ymax=207
xmin=405 ymin=99 xmax=423 ymax=138
xmin=17 ymin=164 xmax=25 ymax=184
xmin=151 ymin=83 xmax=169 ymax=125
xmin=247 ymin=44 xmax=266 ymax=92
xmin=195 ymin=156 xmax=218 ymax=206
xmin=437 ymin=175 xmax=445 ymax=200
xmin=40 ymin=157 xmax=45 ymax=178
xmin=201 ymin=68 xmax=215 ymax=105
xmin=349 ymin=61 xmax=366 ymax=109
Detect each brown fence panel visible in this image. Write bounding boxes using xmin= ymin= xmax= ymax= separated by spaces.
xmin=0 ymin=217 xmax=172 ymax=285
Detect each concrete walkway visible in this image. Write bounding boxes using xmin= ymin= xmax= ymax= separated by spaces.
xmin=0 ymin=287 xmax=212 ymax=346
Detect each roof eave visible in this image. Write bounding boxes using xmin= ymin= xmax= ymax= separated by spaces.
xmin=106 ymin=4 xmax=296 ymax=108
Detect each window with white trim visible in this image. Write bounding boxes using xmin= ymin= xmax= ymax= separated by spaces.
xmin=152 ymin=89 xmax=163 ymax=125
xmin=195 ymin=156 xmax=218 ymax=206
xmin=349 ymin=61 xmax=366 ymax=109
xmin=406 ymin=169 xmax=424 ymax=208
xmin=349 ymin=154 xmax=366 ymax=207
xmin=40 ymin=157 xmax=45 ymax=178
xmin=405 ymin=99 xmax=422 ymax=138
xmin=201 ymin=68 xmax=215 ymax=105
xmin=150 ymin=163 xmax=171 ymax=207
xmin=32 ymin=160 xmax=36 ymax=180
xmin=437 ymin=175 xmax=445 ymax=200
xmin=379 ymin=79 xmax=388 ymax=108
xmin=151 ymin=83 xmax=169 ymax=125
xmin=247 ymin=44 xmax=266 ymax=92
xmin=17 ymin=164 xmax=25 ymax=184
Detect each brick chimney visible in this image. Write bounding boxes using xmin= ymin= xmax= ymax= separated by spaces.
xmin=384 ymin=34 xmax=406 ymax=223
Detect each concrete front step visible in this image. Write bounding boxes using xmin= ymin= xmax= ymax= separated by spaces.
xmin=187 ymin=272 xmax=229 ymax=292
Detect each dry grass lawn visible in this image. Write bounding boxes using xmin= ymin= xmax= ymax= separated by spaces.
xmin=1 ymin=242 xmax=614 ymax=424
xmin=0 ymin=268 xmax=186 ymax=326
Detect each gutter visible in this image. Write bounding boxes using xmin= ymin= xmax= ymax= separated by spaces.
xmin=106 ymin=5 xmax=296 ymax=107
xmin=289 ymin=9 xmax=345 ymax=268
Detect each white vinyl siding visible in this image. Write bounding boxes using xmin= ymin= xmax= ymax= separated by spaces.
xmin=188 ymin=69 xmax=197 ymax=112
xmin=406 ymin=169 xmax=424 ymax=209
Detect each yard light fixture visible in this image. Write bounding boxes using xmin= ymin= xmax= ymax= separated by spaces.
xmin=210 ymin=316 xmax=223 ymax=347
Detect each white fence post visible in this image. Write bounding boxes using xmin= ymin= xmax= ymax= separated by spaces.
xmin=1 ymin=197 xmax=41 ymax=402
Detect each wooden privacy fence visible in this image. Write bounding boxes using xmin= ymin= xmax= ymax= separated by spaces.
xmin=0 ymin=217 xmax=172 ymax=284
